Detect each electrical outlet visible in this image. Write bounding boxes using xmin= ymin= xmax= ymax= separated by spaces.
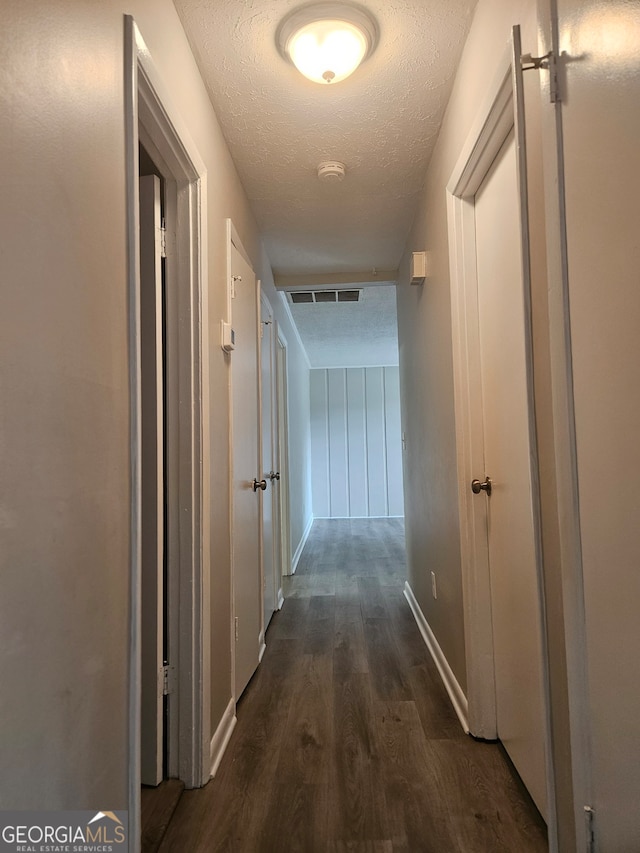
xmin=431 ymin=571 xmax=437 ymax=599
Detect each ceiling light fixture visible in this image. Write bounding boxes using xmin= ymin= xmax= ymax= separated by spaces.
xmin=277 ymin=2 xmax=379 ymax=85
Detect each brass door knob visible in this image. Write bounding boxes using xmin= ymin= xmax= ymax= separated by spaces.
xmin=471 ymin=477 xmax=492 ymax=496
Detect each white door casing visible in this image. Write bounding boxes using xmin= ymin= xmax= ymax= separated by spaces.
xmin=229 ymin=232 xmax=263 ymax=700
xmin=139 ymin=174 xmax=164 ymax=787
xmin=125 ymin=20 xmax=211 ymax=847
xmin=260 ymin=294 xmax=279 ymax=629
xmin=276 ymin=333 xmax=292 ymax=582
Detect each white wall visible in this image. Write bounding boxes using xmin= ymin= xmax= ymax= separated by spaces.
xmin=397 ymin=0 xmax=557 ymax=704
xmin=310 ymin=367 xmax=403 ymax=518
xmin=0 ymin=0 xmax=273 ymax=810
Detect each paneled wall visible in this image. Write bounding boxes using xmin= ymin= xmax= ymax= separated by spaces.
xmin=310 ymin=367 xmax=403 ymax=518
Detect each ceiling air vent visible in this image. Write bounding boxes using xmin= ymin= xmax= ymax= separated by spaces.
xmin=314 ymin=290 xmax=337 ymax=303
xmin=289 ymin=291 xmax=314 ymax=304
xmin=288 ymin=289 xmax=362 ymax=304
xmin=337 ymin=290 xmax=360 ymax=302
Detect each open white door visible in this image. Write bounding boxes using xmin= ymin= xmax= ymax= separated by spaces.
xmin=448 ymin=26 xmax=552 ymax=827
xmin=260 ymin=294 xmax=280 ymax=630
xmin=139 ymin=174 xmax=164 ymax=786
xmin=230 ymin=237 xmax=262 ymax=699
xmin=474 ymin=129 xmax=547 ymax=818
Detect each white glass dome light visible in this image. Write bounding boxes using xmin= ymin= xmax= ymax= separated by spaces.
xmin=289 ymin=19 xmax=368 ymax=84
xmin=277 ymin=3 xmax=379 ymax=85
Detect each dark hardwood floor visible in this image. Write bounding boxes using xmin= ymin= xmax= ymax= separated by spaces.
xmin=158 ymin=518 xmax=547 ymax=852
xmin=142 ymin=779 xmax=185 ymax=852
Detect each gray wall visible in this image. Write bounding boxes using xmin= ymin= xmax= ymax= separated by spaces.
xmin=310 ymin=367 xmax=403 ymax=518
xmin=0 ymin=0 xmax=273 ymax=809
xmin=396 ymin=0 xmax=542 ymax=730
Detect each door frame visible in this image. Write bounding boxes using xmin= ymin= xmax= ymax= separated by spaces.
xmin=260 ymin=291 xmax=281 ymax=626
xmin=536 ymin=4 xmax=593 ymax=847
xmin=138 ymin=173 xmax=165 ymax=787
xmin=446 ymin=35 xmax=556 ymax=842
xmin=125 ymin=13 xmax=211 ymax=840
xmin=276 ymin=331 xmax=291 ymax=585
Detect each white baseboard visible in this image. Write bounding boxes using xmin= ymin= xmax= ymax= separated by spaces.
xmin=258 ymin=639 xmax=267 ymax=663
xmin=312 ymin=515 xmax=405 ymax=520
xmin=209 ymin=697 xmax=236 ymax=779
xmin=403 ymin=581 xmax=469 ymax=734
xmin=289 ymin=514 xmax=313 ymax=575
xmin=277 ymin=587 xmax=285 ymax=610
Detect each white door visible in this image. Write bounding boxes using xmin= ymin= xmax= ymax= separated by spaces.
xmin=139 ymin=175 xmax=164 ymax=786
xmin=260 ymin=295 xmax=279 ymax=629
xmin=231 ymin=241 xmax=262 ymax=699
xmin=474 ymin=131 xmax=547 ymax=818
xmin=553 ymin=2 xmax=640 ymax=846
xmin=276 ymin=336 xmax=291 ymax=578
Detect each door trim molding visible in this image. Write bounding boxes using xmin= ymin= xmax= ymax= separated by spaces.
xmin=125 ymin=17 xmax=211 ymax=843
xmin=260 ymin=291 xmax=280 ymax=630
xmin=536 ymin=5 xmax=592 ymax=846
xmin=276 ymin=331 xmax=292 ymax=582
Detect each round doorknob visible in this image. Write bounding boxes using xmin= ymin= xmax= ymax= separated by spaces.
xmin=269 ymin=471 xmax=280 ymax=481
xmin=253 ymin=478 xmax=267 ymax=492
xmin=471 ymin=477 xmax=492 ymax=496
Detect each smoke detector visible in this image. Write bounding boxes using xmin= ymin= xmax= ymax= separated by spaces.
xmin=317 ymin=161 xmax=346 ymax=182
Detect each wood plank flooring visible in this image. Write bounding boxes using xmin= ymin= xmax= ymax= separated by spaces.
xmin=142 ymin=779 xmax=185 ymax=852
xmin=159 ymin=518 xmax=547 ymax=852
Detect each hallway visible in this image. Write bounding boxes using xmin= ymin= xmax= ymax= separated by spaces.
xmin=157 ymin=519 xmax=547 ymax=852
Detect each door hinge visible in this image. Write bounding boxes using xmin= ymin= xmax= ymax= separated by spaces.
xmin=235 ymin=616 xmax=239 ymax=642
xmin=584 ymin=806 xmax=595 ymax=853
xmin=521 ymin=50 xmax=560 ymax=104
xmin=162 ymin=664 xmax=176 ymax=696
xmin=260 ymin=318 xmax=272 ymax=339
xmin=231 ymin=274 xmax=242 ymax=299
xmin=159 ymin=220 xmax=167 ymax=259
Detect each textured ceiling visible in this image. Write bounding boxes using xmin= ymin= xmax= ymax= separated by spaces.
xmin=286 ymin=285 xmax=399 ymax=367
xmin=175 ymin=0 xmax=475 ymax=274
xmin=173 ymin=0 xmax=478 ymax=278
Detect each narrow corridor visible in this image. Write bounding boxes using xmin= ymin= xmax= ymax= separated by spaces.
xmin=157 ymin=519 xmax=547 ymax=852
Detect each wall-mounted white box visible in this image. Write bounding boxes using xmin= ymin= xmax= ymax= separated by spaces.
xmin=411 ymin=251 xmax=427 ymax=285
xmin=221 ymin=320 xmax=235 ymax=352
